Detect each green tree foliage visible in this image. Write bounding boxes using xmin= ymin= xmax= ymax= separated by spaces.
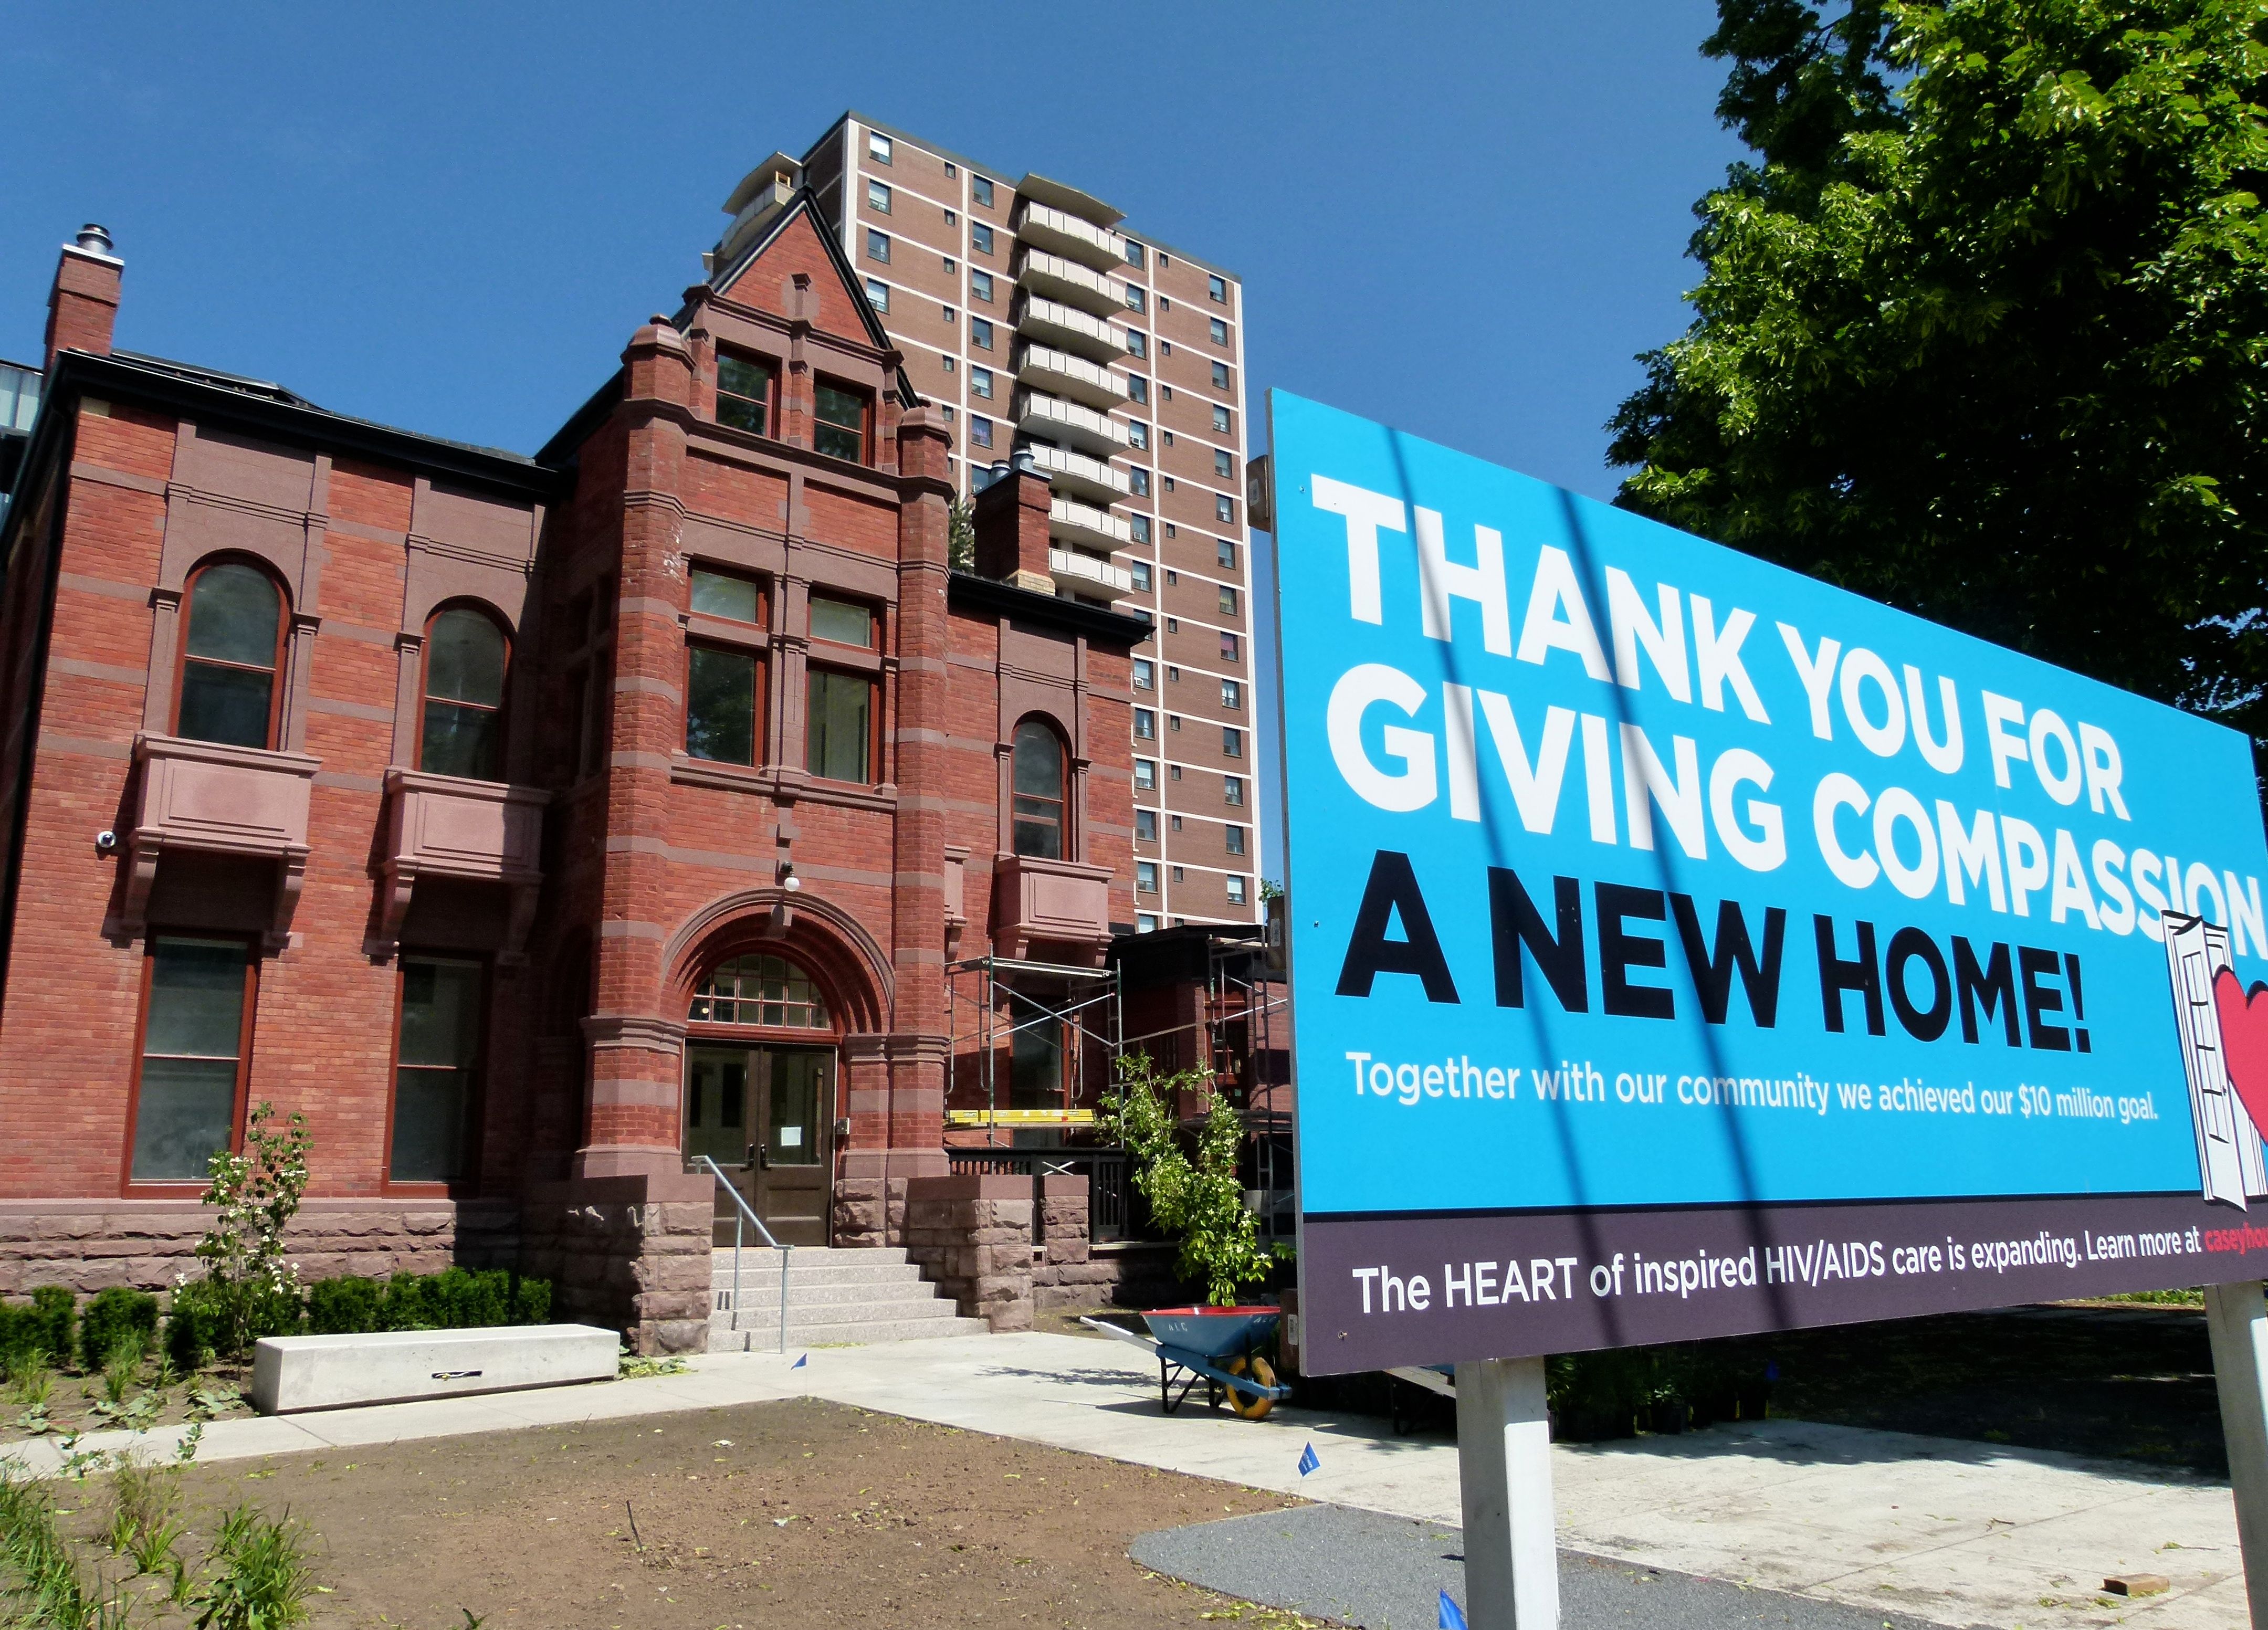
xmin=1611 ymin=0 xmax=2268 ymax=758
xmin=948 ymin=496 xmax=977 ymax=572
xmin=1097 ymin=1055 xmax=1277 ymax=1306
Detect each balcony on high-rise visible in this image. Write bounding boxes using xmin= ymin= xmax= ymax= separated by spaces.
xmin=1047 ymin=547 xmax=1136 ymax=603
xmin=1012 ymin=250 xmax=1128 ymax=319
xmin=1048 ymin=496 xmax=1132 ymax=555
xmin=1012 ymin=295 xmax=1128 ymax=363
xmin=1024 ymin=444 xmax=1130 ymax=507
xmin=1015 ymin=390 xmax=1130 ymax=459
xmin=1014 ymin=343 xmax=1127 ymax=414
xmin=1013 ymin=202 xmax=1127 ymax=272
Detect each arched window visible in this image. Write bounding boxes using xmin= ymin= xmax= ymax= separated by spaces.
xmin=177 ymin=562 xmax=284 ymax=748
xmin=1012 ymin=720 xmax=1066 ymax=859
xmin=689 ymin=954 xmax=831 ymax=1029
xmin=421 ymin=606 xmax=509 ymax=780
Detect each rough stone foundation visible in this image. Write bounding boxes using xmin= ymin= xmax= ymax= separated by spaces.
xmin=831 ymin=1176 xmax=908 ymax=1249
xmin=520 ymin=1171 xmax=713 ymax=1354
xmin=0 ymin=1198 xmax=518 ymax=1298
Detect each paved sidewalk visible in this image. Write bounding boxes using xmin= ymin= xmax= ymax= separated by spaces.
xmin=1 ymin=1331 xmax=2246 ymax=1629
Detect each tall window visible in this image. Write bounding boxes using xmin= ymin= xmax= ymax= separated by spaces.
xmin=716 ymin=352 xmax=774 ymax=435
xmin=814 ymin=382 xmax=869 ymax=463
xmin=685 ymin=569 xmax=764 ymax=767
xmin=391 ymin=956 xmax=482 ymax=1182
xmin=1012 ymin=720 xmax=1066 ymax=859
xmin=691 ymin=954 xmax=831 ymax=1028
xmin=972 ymin=222 xmax=994 ymax=255
xmin=972 ymin=175 xmax=994 ymax=208
xmin=1209 ymin=274 xmax=1228 ymax=303
xmin=805 ymin=598 xmax=875 ymax=784
xmin=1010 ymin=1013 xmax=1061 ymax=1110
xmin=177 ymin=562 xmax=282 ymax=749
xmin=1210 ymin=318 xmax=1228 ymax=345
xmin=420 ymin=607 xmax=507 ymax=780
xmin=130 ymin=937 xmax=252 ymax=1182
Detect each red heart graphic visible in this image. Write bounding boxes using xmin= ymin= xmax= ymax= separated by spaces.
xmin=2213 ymin=967 xmax=2268 ymax=1137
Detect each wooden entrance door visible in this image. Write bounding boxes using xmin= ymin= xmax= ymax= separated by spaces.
xmin=684 ymin=1043 xmax=833 ymax=1246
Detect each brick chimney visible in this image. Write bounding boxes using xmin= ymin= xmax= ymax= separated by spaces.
xmin=44 ymin=225 xmax=122 ymax=374
xmin=973 ymin=451 xmax=1054 ymax=594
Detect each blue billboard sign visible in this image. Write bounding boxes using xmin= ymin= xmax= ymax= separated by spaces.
xmin=1270 ymin=390 xmax=2268 ymax=1371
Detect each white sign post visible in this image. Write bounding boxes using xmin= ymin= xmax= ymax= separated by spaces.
xmin=1454 ymin=1358 xmax=1559 ymax=1628
xmin=2207 ymin=1281 xmax=2268 ymax=1628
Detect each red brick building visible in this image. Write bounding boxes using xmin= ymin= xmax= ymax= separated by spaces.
xmin=0 ymin=195 xmax=1145 ymax=1349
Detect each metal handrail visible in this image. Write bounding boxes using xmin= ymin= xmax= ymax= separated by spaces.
xmin=693 ymin=1154 xmax=792 ymax=1354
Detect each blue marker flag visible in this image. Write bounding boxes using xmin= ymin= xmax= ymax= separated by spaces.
xmin=1438 ymin=1590 xmax=1467 ymax=1630
xmin=792 ymin=1353 xmax=807 ymax=1369
xmin=1297 ymin=1443 xmax=1319 ymax=1477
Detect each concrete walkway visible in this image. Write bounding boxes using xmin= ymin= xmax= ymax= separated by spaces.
xmin=1 ymin=1331 xmax=2248 ymax=1630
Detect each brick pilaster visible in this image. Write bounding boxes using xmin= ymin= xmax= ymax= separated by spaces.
xmin=576 ymin=317 xmax=695 ymax=1180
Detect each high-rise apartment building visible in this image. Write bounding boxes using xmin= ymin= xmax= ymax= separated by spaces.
xmin=713 ymin=114 xmax=1259 ymax=930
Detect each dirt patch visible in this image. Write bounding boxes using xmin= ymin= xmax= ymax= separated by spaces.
xmin=159 ymin=1397 xmax=1305 ymax=1628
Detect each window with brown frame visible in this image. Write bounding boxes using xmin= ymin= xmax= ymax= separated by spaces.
xmin=685 ymin=568 xmax=766 ymax=766
xmin=806 ymin=593 xmax=876 ymax=783
xmin=128 ymin=935 xmax=254 ymax=1183
xmin=419 ymin=606 xmax=508 ymax=780
xmin=806 ymin=669 xmax=872 ymax=782
xmin=716 ymin=351 xmax=776 ymax=436
xmin=1011 ymin=720 xmax=1067 ymax=859
xmin=687 ymin=645 xmax=760 ymax=766
xmin=176 ymin=560 xmax=285 ymax=749
xmin=390 ymin=954 xmax=484 ymax=1183
xmin=813 ymin=381 xmax=870 ymax=464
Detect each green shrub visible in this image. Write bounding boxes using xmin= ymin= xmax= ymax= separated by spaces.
xmin=29 ymin=1287 xmax=74 ymax=1369
xmin=165 ymin=1278 xmax=300 ymax=1372
xmin=510 ymin=1275 xmax=551 ymax=1326
xmin=0 ymin=1303 xmax=42 ymax=1373
xmin=78 ymin=1287 xmax=159 ymax=1371
xmin=165 ymin=1280 xmax=225 ymax=1373
xmin=304 ymin=1277 xmax=383 ymax=1335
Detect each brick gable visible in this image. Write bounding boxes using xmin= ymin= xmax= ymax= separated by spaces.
xmin=717 ymin=207 xmax=877 ymax=345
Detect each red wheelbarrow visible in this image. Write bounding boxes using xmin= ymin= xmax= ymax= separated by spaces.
xmin=1080 ymin=1306 xmax=1293 ymax=1419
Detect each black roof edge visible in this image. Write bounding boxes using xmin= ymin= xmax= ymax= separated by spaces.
xmin=44 ymin=351 xmax=558 ymax=501
xmin=947 ymin=569 xmax=1151 ymax=648
xmin=536 ymin=369 xmax=626 ymax=468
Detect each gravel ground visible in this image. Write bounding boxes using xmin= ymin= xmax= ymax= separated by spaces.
xmin=1131 ymin=1504 xmax=1952 ymax=1630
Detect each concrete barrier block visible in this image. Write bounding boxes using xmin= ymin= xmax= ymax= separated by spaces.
xmin=251 ymin=1324 xmax=618 ymax=1415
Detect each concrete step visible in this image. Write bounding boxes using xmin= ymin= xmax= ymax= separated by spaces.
xmin=709 ymin=1246 xmax=910 ymax=1266
xmin=708 ymin=1313 xmax=990 ymax=1351
xmin=712 ymin=1297 xmax=968 ymax=1334
xmin=712 ymin=1279 xmax=959 ymax=1313
xmin=708 ymin=1261 xmax=930 ymax=1290
xmin=702 ymin=1243 xmax=979 ymax=1352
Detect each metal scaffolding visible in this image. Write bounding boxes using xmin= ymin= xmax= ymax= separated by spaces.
xmin=944 ymin=955 xmax=1122 ymax=1142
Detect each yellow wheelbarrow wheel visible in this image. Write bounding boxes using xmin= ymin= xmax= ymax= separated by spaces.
xmin=1223 ymin=1354 xmax=1277 ymax=1420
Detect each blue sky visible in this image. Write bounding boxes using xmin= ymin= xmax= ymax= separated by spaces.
xmin=3 ymin=2 xmax=1745 ymax=881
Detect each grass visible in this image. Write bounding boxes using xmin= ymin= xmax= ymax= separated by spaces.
xmin=0 ymin=1469 xmax=133 ymax=1629
xmin=106 ymin=1453 xmax=191 ymax=1599
xmin=187 ymin=1503 xmax=318 ymax=1630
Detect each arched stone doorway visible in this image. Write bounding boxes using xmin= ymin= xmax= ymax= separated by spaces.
xmin=682 ymin=950 xmax=841 ymax=1246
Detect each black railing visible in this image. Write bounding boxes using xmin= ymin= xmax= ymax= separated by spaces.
xmin=947 ymin=1147 xmax=1137 ymax=1243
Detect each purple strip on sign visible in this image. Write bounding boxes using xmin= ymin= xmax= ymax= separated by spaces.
xmin=1298 ymin=1193 xmax=2268 ymax=1374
